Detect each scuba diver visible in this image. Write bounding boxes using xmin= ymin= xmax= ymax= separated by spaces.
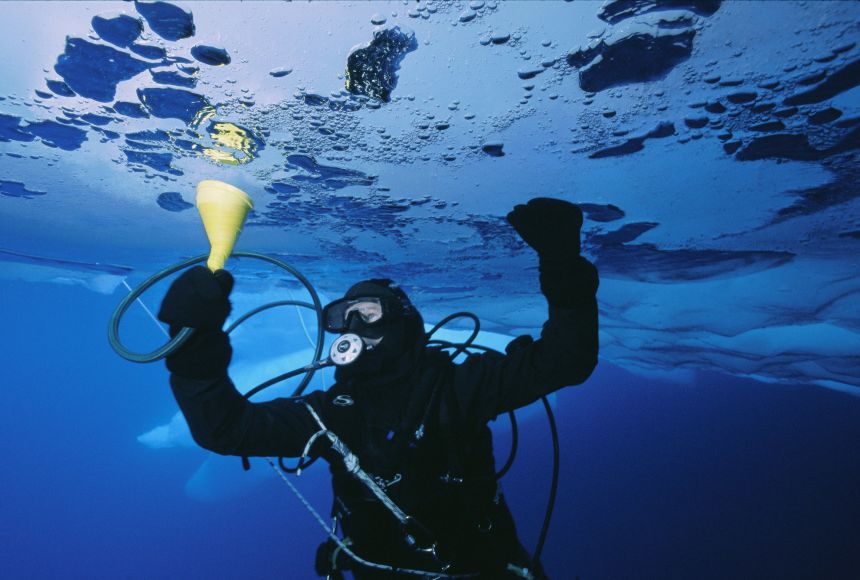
xmin=157 ymin=197 xmax=599 ymax=579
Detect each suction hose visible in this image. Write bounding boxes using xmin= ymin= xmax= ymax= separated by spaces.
xmin=108 ymin=179 xmax=325 ymax=394
xmin=108 ymin=252 xmax=326 ymax=394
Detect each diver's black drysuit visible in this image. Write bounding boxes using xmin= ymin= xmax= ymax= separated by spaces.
xmin=162 ymin=198 xmax=599 ymax=578
xmin=169 ymin=296 xmax=597 ymax=577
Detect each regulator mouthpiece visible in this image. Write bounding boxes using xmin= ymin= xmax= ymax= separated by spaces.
xmin=329 ymin=333 xmax=365 ymax=366
xmin=196 ymin=180 xmax=254 ymax=272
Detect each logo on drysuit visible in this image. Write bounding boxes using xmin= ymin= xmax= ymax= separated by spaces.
xmin=372 ymin=472 xmax=402 ymax=489
xmin=332 ymin=395 xmax=354 ymax=407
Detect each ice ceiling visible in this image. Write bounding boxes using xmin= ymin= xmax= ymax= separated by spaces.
xmin=0 ymin=1 xmax=858 ymax=393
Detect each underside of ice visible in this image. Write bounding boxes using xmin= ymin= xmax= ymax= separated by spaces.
xmin=1 ymin=1 xmax=857 ymax=394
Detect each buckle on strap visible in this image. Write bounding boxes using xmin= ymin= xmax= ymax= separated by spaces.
xmin=440 ymin=472 xmax=465 ymax=484
xmin=505 ymin=563 xmax=536 ymax=579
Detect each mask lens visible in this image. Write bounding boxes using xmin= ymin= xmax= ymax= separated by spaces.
xmin=345 ymin=300 xmax=383 ymax=325
xmin=323 ymin=297 xmax=384 ymax=332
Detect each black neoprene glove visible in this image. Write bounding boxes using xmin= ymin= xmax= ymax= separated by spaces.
xmin=157 ymin=266 xmax=235 ymax=379
xmin=507 ymin=197 xmax=598 ymax=308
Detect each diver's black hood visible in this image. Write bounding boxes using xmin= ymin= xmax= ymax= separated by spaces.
xmin=333 ymin=279 xmax=426 ymax=385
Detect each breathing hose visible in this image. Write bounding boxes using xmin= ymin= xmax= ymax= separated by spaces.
xmin=108 ymin=251 xmax=325 ymax=397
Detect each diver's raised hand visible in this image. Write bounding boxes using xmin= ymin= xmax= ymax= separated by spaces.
xmin=157 ymin=266 xmax=234 ymax=379
xmin=506 ymin=197 xmax=583 ymax=260
xmin=158 ymin=266 xmax=234 ymax=332
xmin=507 ymin=197 xmax=597 ymax=308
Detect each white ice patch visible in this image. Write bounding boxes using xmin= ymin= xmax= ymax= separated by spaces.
xmin=0 ymin=260 xmax=126 ymax=294
xmin=137 ymin=410 xmax=195 ymax=449
xmin=230 ymin=347 xmax=328 ymax=400
xmin=596 ymin=256 xmax=860 ymax=394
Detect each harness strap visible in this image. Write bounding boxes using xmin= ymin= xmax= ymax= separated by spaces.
xmin=330 ymin=537 xmax=352 ymax=572
xmin=303 ymin=402 xmax=414 ymax=527
xmin=266 ymin=457 xmax=478 ymax=578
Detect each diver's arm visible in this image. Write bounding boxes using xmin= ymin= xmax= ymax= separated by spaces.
xmin=454 ymin=256 xmax=598 ymax=423
xmin=451 ymin=198 xmax=598 ymax=424
xmin=169 ymin=371 xmax=321 ymax=457
xmin=156 ymin=266 xmax=320 ymax=457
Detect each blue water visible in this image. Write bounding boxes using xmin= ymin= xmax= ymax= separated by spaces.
xmin=2 ymin=278 xmax=858 ymax=578
xmin=1 ymin=1 xmax=859 ymax=578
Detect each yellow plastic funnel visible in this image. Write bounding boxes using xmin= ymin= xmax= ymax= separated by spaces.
xmin=195 ymin=180 xmax=254 ymax=271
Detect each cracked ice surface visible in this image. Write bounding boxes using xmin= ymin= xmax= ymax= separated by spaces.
xmin=0 ymin=0 xmax=858 ymax=393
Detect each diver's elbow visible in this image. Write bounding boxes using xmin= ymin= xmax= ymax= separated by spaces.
xmin=189 ymin=429 xmax=239 ymax=456
xmin=561 ymin=351 xmax=598 ymax=387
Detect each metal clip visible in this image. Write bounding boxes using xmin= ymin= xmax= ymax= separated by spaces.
xmin=505 ymin=563 xmax=536 ymax=579
xmin=297 ymin=429 xmax=328 ymax=475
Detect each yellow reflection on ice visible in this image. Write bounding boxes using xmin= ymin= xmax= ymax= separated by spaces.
xmin=201 ymin=122 xmax=260 ymax=165
xmin=190 ymin=105 xmax=217 ymax=129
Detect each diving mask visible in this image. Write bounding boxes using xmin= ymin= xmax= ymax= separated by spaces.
xmin=323 ymin=296 xmax=395 ymax=333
